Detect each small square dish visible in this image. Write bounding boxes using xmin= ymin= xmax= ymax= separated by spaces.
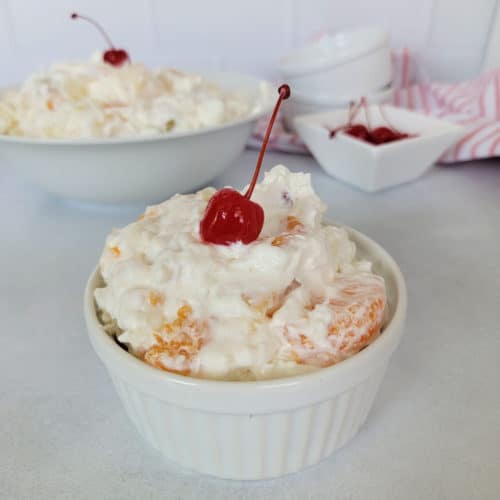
xmin=294 ymin=105 xmax=465 ymax=192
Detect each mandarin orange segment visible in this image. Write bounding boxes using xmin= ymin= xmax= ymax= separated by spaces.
xmin=46 ymin=99 xmax=55 ymax=111
xmin=143 ymin=304 xmax=207 ymax=375
xmin=299 ymin=333 xmax=314 ymax=349
xmin=110 ymin=246 xmax=121 ymax=257
xmin=283 ymin=273 xmax=386 ymax=368
xmin=177 ymin=304 xmax=192 ymax=320
xmin=286 ymin=215 xmax=303 ymax=231
xmin=271 ymin=235 xmax=288 ymax=247
xmin=148 ymin=291 xmax=164 ymax=307
xmin=272 ymin=216 xmax=304 ymax=247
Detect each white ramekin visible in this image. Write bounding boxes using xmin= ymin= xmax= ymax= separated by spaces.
xmin=294 ymin=107 xmax=465 ymax=192
xmin=279 ymin=28 xmax=391 ymax=100
xmin=84 ymin=226 xmax=407 ymax=480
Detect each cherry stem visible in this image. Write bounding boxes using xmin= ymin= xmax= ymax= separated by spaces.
xmin=347 ymin=101 xmax=356 ymax=126
xmin=378 ymin=104 xmax=401 ymax=134
xmin=244 ymin=84 xmax=291 ymax=199
xmin=71 ymin=12 xmax=115 ymax=49
xmin=348 ymin=99 xmax=362 ymax=126
xmin=361 ymin=97 xmax=372 ymax=131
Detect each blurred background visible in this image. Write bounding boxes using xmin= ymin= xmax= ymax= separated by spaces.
xmin=0 ymin=0 xmax=499 ymax=85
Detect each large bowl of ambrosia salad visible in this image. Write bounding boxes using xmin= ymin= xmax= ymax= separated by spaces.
xmin=0 ymin=52 xmax=273 ymax=205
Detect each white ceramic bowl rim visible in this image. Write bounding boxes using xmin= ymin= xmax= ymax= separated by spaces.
xmin=84 ymin=225 xmax=407 ymax=414
xmin=280 ymin=27 xmax=389 ymax=76
xmin=0 ymin=72 xmax=274 ymax=146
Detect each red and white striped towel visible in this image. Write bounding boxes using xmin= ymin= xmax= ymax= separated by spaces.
xmin=249 ymin=49 xmax=500 ymax=163
xmin=393 ymin=47 xmax=500 ymax=162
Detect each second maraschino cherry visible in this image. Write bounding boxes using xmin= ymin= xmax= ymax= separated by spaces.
xmin=200 ymin=84 xmax=291 ymax=246
xmin=328 ymin=97 xmax=414 ymax=145
xmin=71 ymin=12 xmax=130 ymax=67
xmin=370 ymin=126 xmax=409 ymax=144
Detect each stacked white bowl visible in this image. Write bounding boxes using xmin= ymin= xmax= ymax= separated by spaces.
xmin=279 ymin=27 xmax=393 ymax=131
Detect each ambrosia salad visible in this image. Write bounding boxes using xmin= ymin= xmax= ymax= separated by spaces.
xmin=95 ymin=166 xmax=386 ymax=380
xmin=0 ymin=52 xmax=253 ymax=139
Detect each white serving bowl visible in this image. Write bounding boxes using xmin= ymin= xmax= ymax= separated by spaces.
xmin=0 ymin=73 xmax=273 ymax=206
xmin=282 ymin=85 xmax=393 ymax=133
xmin=84 ymin=225 xmax=407 ymax=480
xmin=294 ymin=106 xmax=465 ymax=192
xmin=279 ymin=28 xmax=391 ymax=100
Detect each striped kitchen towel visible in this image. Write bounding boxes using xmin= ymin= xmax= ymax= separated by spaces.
xmin=394 ymin=66 xmax=500 ymax=163
xmin=249 ymin=49 xmax=500 ymax=163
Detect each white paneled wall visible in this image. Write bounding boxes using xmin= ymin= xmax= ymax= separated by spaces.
xmin=0 ymin=0 xmax=498 ymax=85
xmin=424 ymin=0 xmax=498 ymax=80
xmin=291 ymin=0 xmax=435 ymax=51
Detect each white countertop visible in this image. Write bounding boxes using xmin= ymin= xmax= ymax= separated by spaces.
xmin=2 ymin=150 xmax=499 ymax=499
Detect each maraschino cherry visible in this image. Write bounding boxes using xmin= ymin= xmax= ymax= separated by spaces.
xmin=71 ymin=12 xmax=130 ymax=67
xmin=328 ymin=97 xmax=414 ymax=145
xmin=200 ymin=84 xmax=291 ymax=245
xmin=344 ymin=123 xmax=370 ymax=142
xmin=370 ymin=104 xmax=410 ymax=144
xmin=329 ymin=99 xmax=368 ymax=139
xmin=370 ymin=126 xmax=409 ymax=144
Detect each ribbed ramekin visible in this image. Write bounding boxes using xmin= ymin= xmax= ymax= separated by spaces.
xmin=84 ymin=226 xmax=407 ymax=480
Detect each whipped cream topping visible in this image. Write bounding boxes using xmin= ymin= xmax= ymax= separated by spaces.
xmin=0 ymin=52 xmax=254 ymax=139
xmin=95 ymin=166 xmax=386 ymax=380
